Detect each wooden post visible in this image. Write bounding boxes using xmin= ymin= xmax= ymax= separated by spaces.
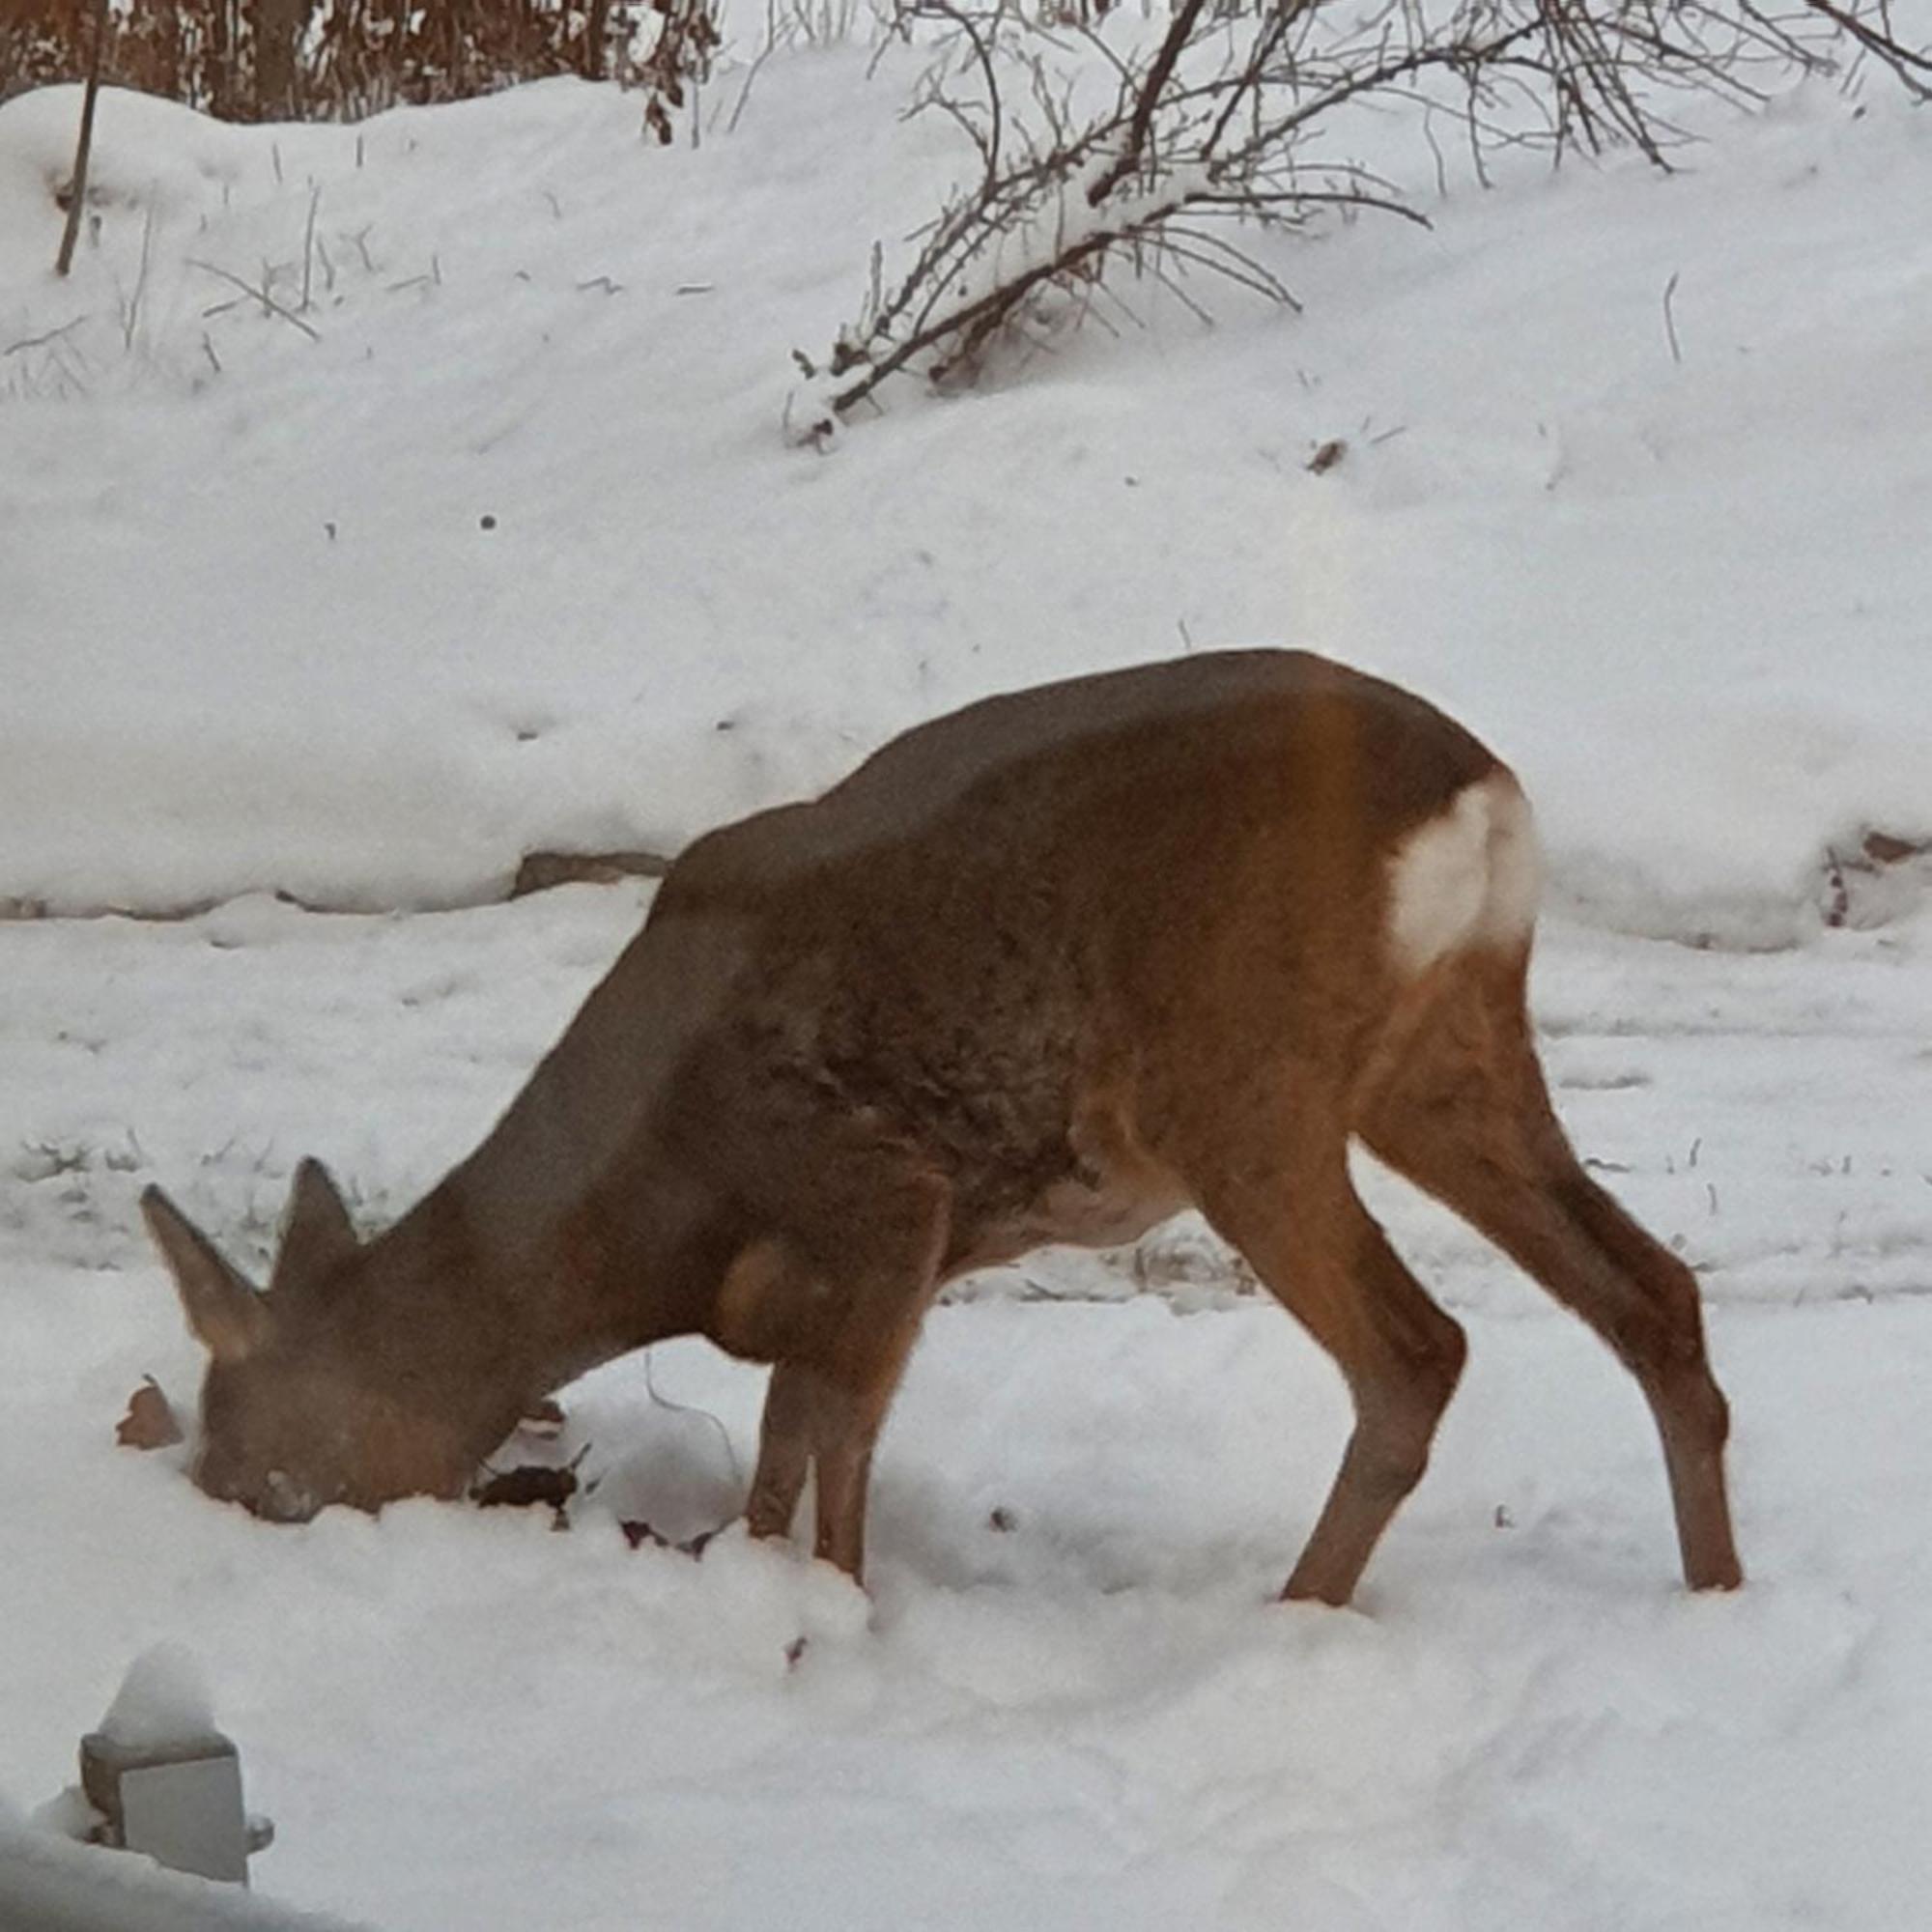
xmin=55 ymin=0 xmax=113 ymax=277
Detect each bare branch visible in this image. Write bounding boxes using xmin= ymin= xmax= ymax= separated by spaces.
xmin=808 ymin=0 xmax=1932 ymax=427
xmin=1801 ymin=0 xmax=1932 ymax=94
xmin=1086 ymin=0 xmax=1213 ymax=204
xmin=5 ymin=318 xmax=88 ymax=357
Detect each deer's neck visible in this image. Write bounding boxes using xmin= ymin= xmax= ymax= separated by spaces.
xmin=378 ymin=1133 xmax=724 ymax=1441
xmin=356 ymin=909 xmax=761 ymax=1467
xmin=365 ymin=952 xmax=745 ymax=1456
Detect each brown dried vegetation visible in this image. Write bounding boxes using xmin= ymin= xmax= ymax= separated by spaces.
xmin=3 ymin=0 xmax=714 ymax=138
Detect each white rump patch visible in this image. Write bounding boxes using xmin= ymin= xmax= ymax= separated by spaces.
xmin=1386 ymin=771 xmax=1542 ymax=979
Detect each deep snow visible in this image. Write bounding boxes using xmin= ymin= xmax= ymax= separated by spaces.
xmin=1 ymin=892 xmax=1927 ymax=1930
xmin=1 ymin=11 xmax=1929 ymax=1929
xmin=2 ymin=46 xmax=1929 ymax=939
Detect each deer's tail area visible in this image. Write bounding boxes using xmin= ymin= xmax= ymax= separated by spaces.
xmin=1384 ymin=768 xmax=1543 ymax=982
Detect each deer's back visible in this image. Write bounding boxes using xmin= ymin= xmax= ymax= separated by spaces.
xmin=650 ymin=651 xmax=1502 ymax=1256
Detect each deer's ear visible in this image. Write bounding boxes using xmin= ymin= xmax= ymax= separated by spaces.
xmin=141 ymin=1186 xmax=270 ymax=1364
xmin=271 ymin=1156 xmax=358 ymax=1295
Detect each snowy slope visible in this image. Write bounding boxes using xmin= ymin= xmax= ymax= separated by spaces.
xmin=2 ymin=45 xmax=1928 ymax=938
xmin=3 ymin=19 xmax=1931 ymax=1932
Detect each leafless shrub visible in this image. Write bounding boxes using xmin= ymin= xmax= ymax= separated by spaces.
xmin=797 ymin=0 xmax=1930 ymax=425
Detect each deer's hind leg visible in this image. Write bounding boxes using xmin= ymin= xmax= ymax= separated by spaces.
xmin=1353 ymin=943 xmax=1742 ymax=1592
xmin=1174 ymin=1094 xmax=1467 ymax=1607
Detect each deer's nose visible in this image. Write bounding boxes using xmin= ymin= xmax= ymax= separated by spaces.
xmin=257 ymin=1468 xmax=321 ymax=1523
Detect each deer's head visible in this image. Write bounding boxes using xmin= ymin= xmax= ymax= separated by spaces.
xmin=142 ymin=1161 xmax=477 ymax=1521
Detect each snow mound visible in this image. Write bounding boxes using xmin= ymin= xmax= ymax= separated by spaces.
xmin=0 ymin=57 xmax=1927 ymax=944
xmin=0 ymin=83 xmax=252 ymax=229
xmin=1 ymin=1801 xmax=371 ymax=1930
xmin=99 ymin=1644 xmax=219 ymax=1749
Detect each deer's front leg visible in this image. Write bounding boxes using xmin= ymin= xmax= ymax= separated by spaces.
xmin=746 ymin=1359 xmax=816 ymax=1542
xmin=801 ymin=1172 xmax=953 ymax=1583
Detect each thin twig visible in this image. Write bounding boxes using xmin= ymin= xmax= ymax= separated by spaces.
xmin=300 ymin=184 xmax=323 ymax=312
xmin=640 ymin=1351 xmax=743 ymax=1490
xmin=726 ymin=32 xmax=782 ymax=134
xmin=122 ymin=197 xmax=157 ymax=353
xmin=5 ymin=318 xmax=87 ymax=356
xmin=1800 ymin=0 xmax=1932 ymax=96
xmin=188 ymin=260 xmax=323 ymax=341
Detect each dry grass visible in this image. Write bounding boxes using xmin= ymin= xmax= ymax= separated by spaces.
xmin=2 ymin=0 xmax=713 ymax=132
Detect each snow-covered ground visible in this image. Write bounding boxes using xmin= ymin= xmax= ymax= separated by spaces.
xmin=0 ymin=1812 xmax=367 ymax=1932
xmin=1 ymin=10 xmax=1929 ymax=1928
xmin=2 ymin=892 xmax=1927 ymax=1930
xmin=2 ymin=42 xmax=1929 ymax=940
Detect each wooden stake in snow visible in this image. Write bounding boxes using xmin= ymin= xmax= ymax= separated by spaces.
xmin=55 ymin=0 xmax=113 ymax=278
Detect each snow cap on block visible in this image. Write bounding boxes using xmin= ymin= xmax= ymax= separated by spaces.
xmin=99 ymin=1643 xmax=219 ymax=1750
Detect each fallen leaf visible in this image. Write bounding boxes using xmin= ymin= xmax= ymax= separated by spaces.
xmin=116 ymin=1378 xmax=184 ymax=1451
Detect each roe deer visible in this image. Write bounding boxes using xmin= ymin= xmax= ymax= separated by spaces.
xmin=143 ymin=650 xmax=1742 ymax=1603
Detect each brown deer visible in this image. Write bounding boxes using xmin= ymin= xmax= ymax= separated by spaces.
xmin=143 ymin=650 xmax=1742 ymax=1604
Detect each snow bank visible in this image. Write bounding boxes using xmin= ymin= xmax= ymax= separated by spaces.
xmin=0 ymin=83 xmax=252 ymax=235
xmin=1 ymin=60 xmax=1927 ymax=942
xmin=0 ymin=1803 xmax=371 ymax=1932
